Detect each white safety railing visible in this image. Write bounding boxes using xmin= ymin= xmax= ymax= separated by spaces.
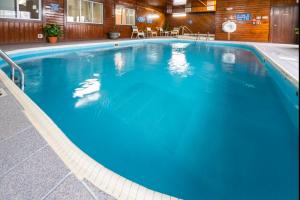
xmin=0 ymin=49 xmax=25 ymax=91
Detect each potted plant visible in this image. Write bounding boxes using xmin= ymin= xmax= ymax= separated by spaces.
xmin=163 ymin=20 xmax=170 ymax=31
xmin=108 ymin=26 xmax=120 ymax=39
xmin=43 ymin=24 xmax=63 ymax=44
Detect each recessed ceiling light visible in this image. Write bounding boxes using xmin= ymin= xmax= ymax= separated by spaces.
xmin=173 ymin=0 xmax=187 ymax=6
xmin=172 ymin=13 xmax=187 ymax=17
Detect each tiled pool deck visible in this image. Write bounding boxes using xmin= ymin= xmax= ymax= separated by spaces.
xmin=247 ymin=42 xmax=298 ymax=84
xmin=0 ymin=39 xmax=299 ymax=200
xmin=0 ymin=80 xmax=115 ymax=200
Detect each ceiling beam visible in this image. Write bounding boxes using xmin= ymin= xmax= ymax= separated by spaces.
xmin=197 ymin=0 xmax=207 ymax=6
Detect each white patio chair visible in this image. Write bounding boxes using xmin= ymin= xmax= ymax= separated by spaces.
xmin=131 ymin=26 xmax=145 ymax=39
xmin=146 ymin=27 xmax=158 ymax=37
xmin=170 ymin=27 xmax=180 ymax=36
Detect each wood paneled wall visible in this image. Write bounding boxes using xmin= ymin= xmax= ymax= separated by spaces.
xmin=103 ymin=0 xmax=115 ymax=38
xmin=106 ymin=1 xmax=165 ymax=38
xmin=0 ymin=0 xmax=164 ymax=44
xmin=0 ymin=0 xmax=298 ymax=44
xmin=135 ymin=6 xmax=165 ymax=35
xmin=44 ymin=0 xmax=65 ymax=40
xmin=65 ymin=24 xmax=104 ymax=40
xmin=215 ymin=0 xmax=271 ymax=42
xmin=0 ymin=21 xmax=43 ymax=44
xmin=64 ymin=0 xmax=105 ymax=41
xmin=166 ymin=12 xmax=216 ymax=34
xmin=0 ymin=0 xmax=65 ymax=44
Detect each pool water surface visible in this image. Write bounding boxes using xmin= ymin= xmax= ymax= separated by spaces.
xmin=3 ymin=41 xmax=299 ymax=200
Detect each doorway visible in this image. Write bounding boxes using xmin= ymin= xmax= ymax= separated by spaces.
xmin=270 ymin=5 xmax=299 ymax=44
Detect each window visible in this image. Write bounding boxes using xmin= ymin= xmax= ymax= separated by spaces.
xmin=93 ymin=3 xmax=103 ymax=24
xmin=67 ymin=0 xmax=80 ymax=22
xmin=81 ymin=1 xmax=93 ymax=23
xmin=67 ymin=0 xmax=103 ymax=24
xmin=115 ymin=6 xmax=135 ymax=25
xmin=0 ymin=0 xmax=41 ymax=20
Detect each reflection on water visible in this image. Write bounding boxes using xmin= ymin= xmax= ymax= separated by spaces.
xmin=20 ymin=42 xmax=298 ymax=200
xmin=168 ymin=43 xmax=192 ymax=77
xmin=146 ymin=45 xmax=163 ymax=64
xmin=114 ymin=52 xmax=125 ymax=75
xmin=221 ymin=52 xmax=236 ymax=74
xmin=222 ymin=52 xmax=236 ymax=64
xmin=114 ymin=51 xmax=136 ymax=76
xmin=171 ymin=43 xmax=190 ymax=49
xmin=251 ymin=62 xmax=268 ymax=77
xmin=244 ymin=82 xmax=255 ymax=88
xmin=73 ymin=74 xmax=101 ymax=108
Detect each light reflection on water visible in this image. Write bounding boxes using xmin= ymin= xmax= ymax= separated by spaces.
xmin=73 ymin=74 xmax=101 ymax=108
xmin=221 ymin=52 xmax=236 ymax=74
xmin=146 ymin=45 xmax=163 ymax=64
xmin=222 ymin=52 xmax=236 ymax=64
xmin=114 ymin=52 xmax=125 ymax=76
xmin=114 ymin=51 xmax=136 ymax=76
xmin=168 ymin=43 xmax=192 ymax=77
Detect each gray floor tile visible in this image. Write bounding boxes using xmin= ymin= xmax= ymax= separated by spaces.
xmin=0 ymin=92 xmax=31 ymax=141
xmin=0 ymin=85 xmax=23 ymax=108
xmin=83 ymin=179 xmax=116 ymax=200
xmin=45 ymin=174 xmax=95 ymax=200
xmin=0 ymin=146 xmax=70 ymax=200
xmin=0 ymin=81 xmax=5 ymax=88
xmin=0 ymin=127 xmax=47 ymax=177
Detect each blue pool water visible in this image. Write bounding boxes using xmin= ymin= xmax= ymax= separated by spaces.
xmin=2 ymin=41 xmax=299 ymax=199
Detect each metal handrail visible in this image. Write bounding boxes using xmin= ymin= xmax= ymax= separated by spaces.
xmin=180 ymin=26 xmax=193 ymax=35
xmin=0 ymin=50 xmax=25 ymax=91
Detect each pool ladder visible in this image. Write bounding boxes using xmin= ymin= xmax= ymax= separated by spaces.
xmin=0 ymin=49 xmax=25 ymax=91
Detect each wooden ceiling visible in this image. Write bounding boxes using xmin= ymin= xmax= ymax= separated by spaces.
xmin=139 ymin=0 xmax=216 ymax=10
xmin=139 ymin=0 xmax=170 ymax=8
xmin=139 ymin=0 xmax=203 ymax=8
xmin=140 ymin=0 xmax=299 ymax=9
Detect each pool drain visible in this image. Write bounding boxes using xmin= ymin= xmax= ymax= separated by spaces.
xmin=0 ymin=88 xmax=7 ymax=98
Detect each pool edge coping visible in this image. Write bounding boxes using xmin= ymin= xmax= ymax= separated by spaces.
xmin=183 ymin=39 xmax=299 ymax=87
xmin=0 ymin=69 xmax=179 ymax=200
xmin=251 ymin=45 xmax=298 ymax=88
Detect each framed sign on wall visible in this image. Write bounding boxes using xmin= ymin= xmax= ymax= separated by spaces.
xmin=49 ymin=3 xmax=60 ymax=12
xmin=236 ymin=13 xmax=251 ymax=21
xmin=137 ymin=16 xmax=146 ymax=23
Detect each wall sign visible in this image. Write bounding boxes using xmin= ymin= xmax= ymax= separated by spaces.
xmin=137 ymin=16 xmax=146 ymax=23
xmin=236 ymin=13 xmax=251 ymax=21
xmin=49 ymin=3 xmax=60 ymax=12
